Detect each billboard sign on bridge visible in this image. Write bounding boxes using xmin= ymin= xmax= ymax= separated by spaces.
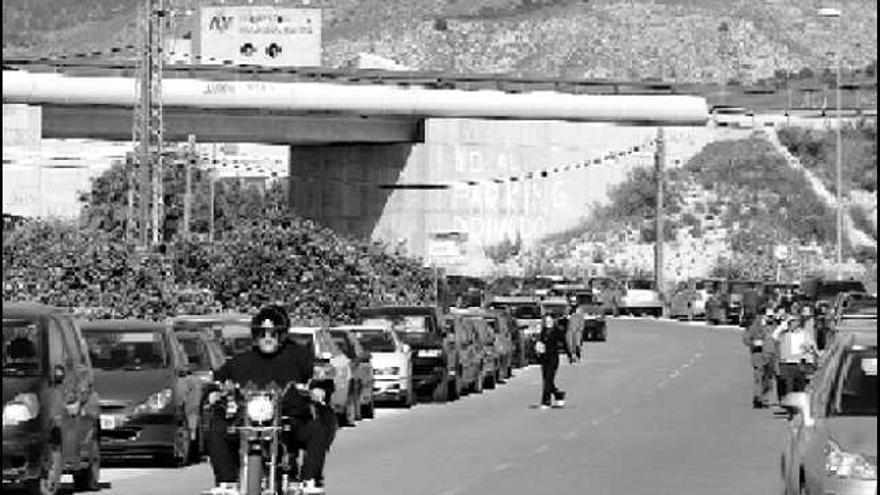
xmin=196 ymin=6 xmax=321 ymax=67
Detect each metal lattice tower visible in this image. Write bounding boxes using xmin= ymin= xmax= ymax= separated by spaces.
xmin=130 ymin=0 xmax=165 ymax=247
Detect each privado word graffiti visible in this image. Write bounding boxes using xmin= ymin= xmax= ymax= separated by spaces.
xmin=203 ymin=82 xmax=273 ymax=96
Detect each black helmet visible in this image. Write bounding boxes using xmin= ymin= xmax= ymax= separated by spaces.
xmin=251 ymin=304 xmax=290 ymax=339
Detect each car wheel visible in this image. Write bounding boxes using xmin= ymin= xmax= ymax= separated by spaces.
xmin=26 ymin=443 xmax=62 ymax=495
xmin=432 ymin=377 xmax=450 ymax=403
xmin=485 ymin=373 xmax=496 ymax=390
xmin=73 ymin=432 xmax=101 ymax=491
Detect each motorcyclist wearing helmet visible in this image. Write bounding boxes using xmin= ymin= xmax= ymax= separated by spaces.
xmin=205 ymin=305 xmax=335 ymax=495
xmin=535 ymin=313 xmax=574 ymax=409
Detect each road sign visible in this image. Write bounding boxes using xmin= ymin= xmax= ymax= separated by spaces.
xmin=195 ymin=6 xmax=321 ymax=67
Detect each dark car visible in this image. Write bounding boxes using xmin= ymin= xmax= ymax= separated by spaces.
xmin=81 ymin=320 xmax=202 ymax=466
xmin=174 ymin=331 xmax=227 ymax=458
xmin=171 ymin=313 xmax=253 ymax=357
xmin=360 ymin=306 xmax=457 ymax=402
xmin=574 ymin=292 xmax=607 ymax=342
xmin=442 ymin=314 xmax=483 ymax=396
xmin=3 ymin=302 xmax=102 ymax=495
xmin=328 ymin=328 xmax=376 ymax=420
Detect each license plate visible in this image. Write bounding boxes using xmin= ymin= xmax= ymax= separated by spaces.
xmin=752 ymin=340 xmax=764 ymax=347
xmin=100 ymin=415 xmax=116 ymax=430
xmin=418 ymin=349 xmax=441 ymax=358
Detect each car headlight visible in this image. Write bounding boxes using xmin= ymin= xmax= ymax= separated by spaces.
xmin=374 ymin=367 xmax=401 ymax=376
xmin=133 ymin=388 xmax=173 ymax=415
xmin=245 ymin=396 xmax=275 ymax=423
xmin=825 ymin=440 xmax=877 ymax=480
xmin=3 ymin=393 xmax=39 ymax=426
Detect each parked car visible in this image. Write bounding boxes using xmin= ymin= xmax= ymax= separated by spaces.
xmin=781 ymin=331 xmax=877 ymax=495
xmin=574 ymin=292 xmax=607 ymax=342
xmin=328 ymin=327 xmax=376 ymax=419
xmin=442 ymin=314 xmax=483 ymax=396
xmin=617 ymin=279 xmax=664 ymax=317
xmin=458 ymin=311 xmax=499 ymax=390
xmin=173 ymin=330 xmax=227 ymax=458
xmin=359 ymin=306 xmax=458 ymax=402
xmin=484 ymin=309 xmax=515 ymax=379
xmin=171 ymin=313 xmax=252 ymax=357
xmin=340 ymin=325 xmax=414 ymax=407
xmin=81 ymin=319 xmax=202 ymax=466
xmin=487 ymin=296 xmax=542 ymax=364
xmin=287 ymin=327 xmax=359 ymax=427
xmin=3 ymin=302 xmax=102 ymax=494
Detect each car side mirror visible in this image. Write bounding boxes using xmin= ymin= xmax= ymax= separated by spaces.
xmin=53 ymin=365 xmax=66 ymax=384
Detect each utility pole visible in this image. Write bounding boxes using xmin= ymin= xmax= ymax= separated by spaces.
xmin=209 ymin=143 xmax=217 ymax=243
xmin=654 ymin=127 xmax=665 ymax=303
xmin=183 ymin=134 xmax=196 ymax=242
xmin=131 ymin=0 xmax=165 ymax=248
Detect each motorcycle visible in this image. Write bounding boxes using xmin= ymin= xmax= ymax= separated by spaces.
xmin=202 ymin=381 xmax=321 ymax=495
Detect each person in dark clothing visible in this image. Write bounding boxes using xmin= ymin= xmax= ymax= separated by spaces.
xmin=741 ymin=287 xmax=761 ymax=328
xmin=742 ymin=309 xmax=777 ymax=408
xmin=205 ymin=305 xmax=336 ymax=495
xmin=536 ymin=314 xmax=575 ymax=409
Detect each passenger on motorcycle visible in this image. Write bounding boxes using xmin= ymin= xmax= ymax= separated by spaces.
xmin=205 ymin=305 xmax=336 ymax=495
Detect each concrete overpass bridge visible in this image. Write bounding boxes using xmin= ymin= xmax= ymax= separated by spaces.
xmin=2 ymin=61 xmax=709 ymax=265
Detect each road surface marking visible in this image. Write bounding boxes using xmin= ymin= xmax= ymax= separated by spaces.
xmin=562 ymin=430 xmax=579 ymax=440
xmin=534 ymin=444 xmax=550 ymax=454
xmin=669 ymin=370 xmax=679 ymax=378
xmin=439 ymin=486 xmax=466 ymax=495
xmin=493 ymin=463 xmax=513 ymax=472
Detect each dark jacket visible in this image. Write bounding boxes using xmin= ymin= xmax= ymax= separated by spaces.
xmin=539 ymin=324 xmax=572 ymax=362
xmin=215 ymin=342 xmax=315 ymax=418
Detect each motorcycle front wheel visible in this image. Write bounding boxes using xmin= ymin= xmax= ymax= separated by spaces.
xmin=245 ymin=454 xmax=263 ymax=495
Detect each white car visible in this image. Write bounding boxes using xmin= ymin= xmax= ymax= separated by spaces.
xmin=287 ymin=327 xmax=359 ymax=426
xmin=336 ymin=325 xmax=414 ymax=408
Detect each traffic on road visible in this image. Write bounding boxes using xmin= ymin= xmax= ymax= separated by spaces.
xmin=4 ymin=275 xmax=875 ymax=495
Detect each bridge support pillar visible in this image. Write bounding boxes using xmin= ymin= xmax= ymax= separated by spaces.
xmin=288 ymin=143 xmax=427 ymax=255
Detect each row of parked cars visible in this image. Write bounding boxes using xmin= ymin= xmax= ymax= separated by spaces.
xmin=2 ymin=301 xmax=548 ymax=494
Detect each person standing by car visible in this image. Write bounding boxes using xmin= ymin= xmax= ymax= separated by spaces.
xmin=535 ymin=314 xmax=575 ymax=409
xmin=742 ymin=308 xmax=777 ymax=408
xmin=771 ymin=305 xmax=819 ymax=404
xmin=204 ymin=305 xmax=336 ymax=495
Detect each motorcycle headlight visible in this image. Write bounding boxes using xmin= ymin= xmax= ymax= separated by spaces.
xmin=374 ymin=367 xmax=401 ymax=376
xmin=825 ymin=440 xmax=877 ymax=480
xmin=133 ymin=388 xmax=174 ymax=415
xmin=3 ymin=393 xmax=39 ymax=426
xmin=246 ymin=396 xmax=275 ymax=423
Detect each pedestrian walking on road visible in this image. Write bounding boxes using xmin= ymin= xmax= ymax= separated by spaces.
xmin=743 ymin=308 xmax=777 ymax=408
xmin=536 ymin=314 xmax=575 ymax=409
xmin=771 ymin=305 xmax=819 ymax=403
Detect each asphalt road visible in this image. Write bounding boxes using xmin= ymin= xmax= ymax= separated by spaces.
xmin=55 ymin=318 xmax=790 ymax=495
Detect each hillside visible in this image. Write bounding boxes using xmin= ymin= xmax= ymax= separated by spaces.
xmin=3 ymin=0 xmax=877 ymax=84
xmin=524 ymin=131 xmax=876 ymax=283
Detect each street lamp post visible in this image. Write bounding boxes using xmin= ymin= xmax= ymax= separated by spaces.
xmin=818 ymin=6 xmax=843 ymax=280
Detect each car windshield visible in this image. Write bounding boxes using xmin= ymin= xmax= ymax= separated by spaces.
xmin=225 ymin=336 xmax=252 ymax=355
xmin=363 ymin=316 xmax=428 ymax=333
xmin=628 ymin=280 xmax=655 ymax=290
xmin=353 ymin=331 xmax=396 ymax=352
xmin=178 ymin=337 xmax=211 ymax=370
xmin=830 ymin=348 xmax=877 ymax=417
xmin=542 ymin=304 xmax=568 ymax=316
xmin=842 ymin=300 xmax=877 ymax=317
xmin=84 ymin=330 xmax=167 ymax=370
xmin=3 ymin=319 xmax=42 ymax=376
xmin=509 ymin=304 xmax=541 ymax=319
